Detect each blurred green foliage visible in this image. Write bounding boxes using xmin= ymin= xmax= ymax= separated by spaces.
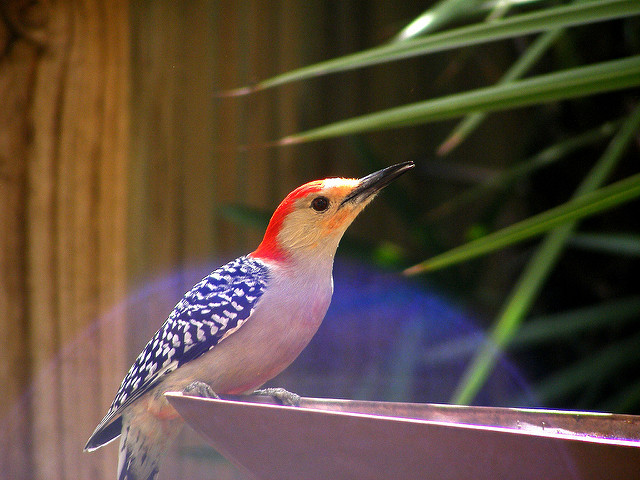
xmin=223 ymin=0 xmax=640 ymax=413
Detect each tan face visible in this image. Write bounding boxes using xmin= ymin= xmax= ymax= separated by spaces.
xmin=277 ymin=179 xmax=370 ymax=257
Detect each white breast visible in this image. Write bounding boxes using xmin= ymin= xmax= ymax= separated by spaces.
xmin=164 ymin=258 xmax=334 ymax=395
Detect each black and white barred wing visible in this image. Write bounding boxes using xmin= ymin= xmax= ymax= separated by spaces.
xmin=85 ymin=256 xmax=270 ymax=450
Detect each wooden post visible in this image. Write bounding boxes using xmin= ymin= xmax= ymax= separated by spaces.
xmin=0 ymin=21 xmax=33 ymax=480
xmin=0 ymin=1 xmax=129 ymax=479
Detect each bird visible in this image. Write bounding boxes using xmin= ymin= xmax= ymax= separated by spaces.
xmin=84 ymin=161 xmax=414 ymax=480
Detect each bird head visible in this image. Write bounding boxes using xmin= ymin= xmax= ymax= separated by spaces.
xmin=251 ymin=162 xmax=414 ymax=264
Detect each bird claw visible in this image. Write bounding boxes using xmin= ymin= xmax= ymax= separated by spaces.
xmin=252 ymin=387 xmax=300 ymax=406
xmin=183 ymin=381 xmax=220 ymax=399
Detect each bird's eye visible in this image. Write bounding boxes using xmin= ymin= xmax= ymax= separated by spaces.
xmin=311 ymin=196 xmax=330 ymax=212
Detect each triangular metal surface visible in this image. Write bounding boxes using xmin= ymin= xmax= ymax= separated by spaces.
xmin=166 ymin=393 xmax=640 ymax=480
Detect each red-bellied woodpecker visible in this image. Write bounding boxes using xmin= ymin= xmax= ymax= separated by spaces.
xmin=84 ymin=161 xmax=414 ymax=480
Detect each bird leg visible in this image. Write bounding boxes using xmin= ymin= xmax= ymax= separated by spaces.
xmin=183 ymin=381 xmax=220 ymax=399
xmin=252 ymin=387 xmax=300 ymax=406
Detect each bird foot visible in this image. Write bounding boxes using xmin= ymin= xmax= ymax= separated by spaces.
xmin=183 ymin=381 xmax=220 ymax=399
xmin=252 ymin=387 xmax=300 ymax=406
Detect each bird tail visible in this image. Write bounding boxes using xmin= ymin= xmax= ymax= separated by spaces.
xmin=117 ymin=412 xmax=182 ymax=480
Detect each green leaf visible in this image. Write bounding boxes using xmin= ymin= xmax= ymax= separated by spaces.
xmin=437 ymin=0 xmax=601 ymax=154
xmin=225 ymin=0 xmax=640 ymax=96
xmin=405 ymin=172 xmax=640 ymax=274
xmin=422 ymin=296 xmax=640 ymax=364
xmin=438 ymin=27 xmax=564 ymax=155
xmin=280 ymin=55 xmax=640 ymax=145
xmin=532 ymin=331 xmax=640 ymax=404
xmin=394 ymin=0 xmax=485 ymax=41
xmin=569 ymin=232 xmax=640 ymax=257
xmin=512 ymin=296 xmax=640 ymax=347
xmin=219 ymin=204 xmax=271 ymax=230
xmin=428 ymin=120 xmax=619 ymax=220
xmin=600 ymin=380 xmax=640 ymax=413
xmin=449 ymin=104 xmax=640 ymax=405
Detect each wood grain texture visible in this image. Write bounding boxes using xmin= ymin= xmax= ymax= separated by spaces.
xmin=1 ymin=2 xmax=418 ymax=479
xmin=0 ymin=1 xmax=129 ymax=479
xmin=0 ymin=34 xmax=33 ymax=480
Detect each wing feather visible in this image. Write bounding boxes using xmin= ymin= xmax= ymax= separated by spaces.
xmin=85 ymin=256 xmax=270 ymax=449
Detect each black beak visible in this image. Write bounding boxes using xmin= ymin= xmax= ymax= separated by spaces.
xmin=341 ymin=162 xmax=414 ymax=207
